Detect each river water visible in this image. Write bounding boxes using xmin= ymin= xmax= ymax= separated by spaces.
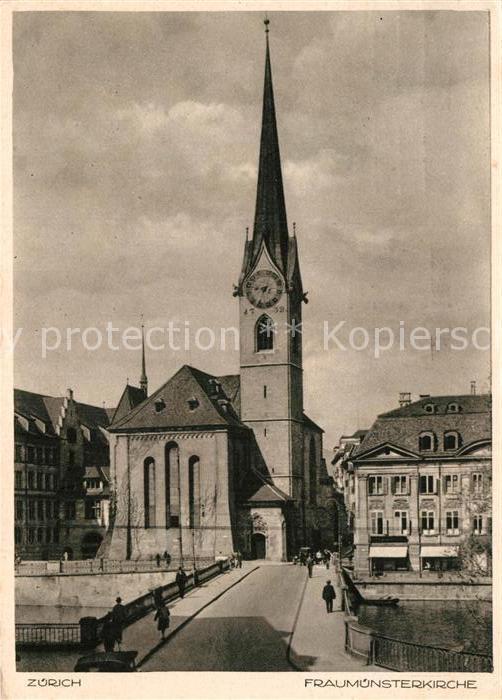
xmin=357 ymin=600 xmax=492 ymax=655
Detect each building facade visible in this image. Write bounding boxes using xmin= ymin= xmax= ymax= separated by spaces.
xmin=104 ymin=27 xmax=334 ymax=563
xmin=349 ymin=394 xmax=492 ymax=577
xmin=14 ymin=388 xmax=112 ymax=560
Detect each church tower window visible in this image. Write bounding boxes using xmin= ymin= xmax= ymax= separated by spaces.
xmin=143 ymin=457 xmax=156 ymax=529
xmin=256 ymin=314 xmax=275 ymax=352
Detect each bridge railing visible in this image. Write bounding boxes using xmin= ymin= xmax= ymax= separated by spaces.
xmin=344 ymin=618 xmax=493 ymax=672
xmin=16 ymin=559 xmax=230 ymax=649
xmin=15 ymin=623 xmax=81 ymax=647
xmin=15 ymin=557 xmax=216 ymax=577
xmin=370 ymin=632 xmax=493 ymax=673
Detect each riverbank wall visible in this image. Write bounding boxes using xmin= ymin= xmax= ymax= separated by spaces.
xmin=353 ymin=576 xmax=492 ymax=601
xmin=16 ymin=570 xmax=176 ymax=608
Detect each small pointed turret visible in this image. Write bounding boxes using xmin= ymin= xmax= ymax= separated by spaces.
xmin=251 ymin=18 xmax=289 ymax=273
xmin=139 ymin=324 xmax=148 ymax=397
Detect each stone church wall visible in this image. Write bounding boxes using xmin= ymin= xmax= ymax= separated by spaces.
xmin=107 ymin=430 xmax=235 ymax=562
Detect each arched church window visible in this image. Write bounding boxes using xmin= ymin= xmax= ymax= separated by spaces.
xmin=188 ymin=456 xmax=200 ymax=530
xmin=143 ymin=457 xmax=156 ymax=529
xmin=165 ymin=442 xmax=179 ymax=528
xmin=256 ymin=315 xmax=275 ymax=352
xmin=309 ymin=436 xmax=317 ymax=505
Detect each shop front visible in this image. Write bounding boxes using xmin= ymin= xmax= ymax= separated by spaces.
xmin=369 ymin=545 xmax=409 ymax=574
xmin=420 ymin=545 xmax=460 ymax=572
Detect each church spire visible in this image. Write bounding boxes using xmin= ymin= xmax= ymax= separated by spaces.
xmin=139 ymin=324 xmax=148 ymax=397
xmin=251 ymin=18 xmax=289 ymax=274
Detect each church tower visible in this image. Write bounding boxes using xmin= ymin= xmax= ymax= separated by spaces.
xmin=237 ymin=20 xmax=305 ymax=502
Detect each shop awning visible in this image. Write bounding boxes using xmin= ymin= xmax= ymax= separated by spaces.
xmin=369 ymin=546 xmax=408 ymax=559
xmin=420 ymin=546 xmax=458 ymax=558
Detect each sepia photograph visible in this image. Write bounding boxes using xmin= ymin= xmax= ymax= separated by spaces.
xmin=2 ymin=2 xmax=499 ymax=694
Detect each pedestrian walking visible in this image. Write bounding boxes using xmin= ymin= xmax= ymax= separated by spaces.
xmin=163 ymin=551 xmax=171 ymax=568
xmin=236 ymin=551 xmax=242 ymax=568
xmin=307 ymin=556 xmax=314 ymax=578
xmin=154 ymin=604 xmax=170 ymax=640
xmin=111 ymin=596 xmax=127 ymax=649
xmin=322 ymin=580 xmax=336 ymax=613
xmin=155 ymin=553 xmax=161 ymax=568
xmin=175 ymin=566 xmax=188 ymax=599
xmin=102 ymin=612 xmax=117 ymax=652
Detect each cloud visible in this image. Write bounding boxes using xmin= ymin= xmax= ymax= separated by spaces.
xmin=13 ymin=11 xmax=491 ymax=448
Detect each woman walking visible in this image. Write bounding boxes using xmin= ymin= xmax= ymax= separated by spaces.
xmin=154 ymin=604 xmax=170 ymax=640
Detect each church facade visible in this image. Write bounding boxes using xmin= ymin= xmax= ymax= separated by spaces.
xmin=104 ymin=28 xmax=334 ymax=563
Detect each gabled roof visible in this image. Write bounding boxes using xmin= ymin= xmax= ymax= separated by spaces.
xmin=245 ymin=480 xmax=292 ymax=504
xmin=353 ymin=394 xmax=491 ymax=459
xmin=108 ymin=365 xmax=247 ymax=432
xmin=84 ymin=465 xmax=110 ymax=482
xmin=303 ymin=413 xmax=324 ymax=433
xmin=14 ymin=389 xmax=112 ymax=440
xmin=112 ymin=384 xmax=147 ymax=424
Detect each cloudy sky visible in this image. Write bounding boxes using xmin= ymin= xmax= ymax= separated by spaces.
xmin=13 ymin=10 xmax=490 ymax=449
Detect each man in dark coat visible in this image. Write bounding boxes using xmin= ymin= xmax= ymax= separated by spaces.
xmin=322 ymin=580 xmax=336 ymax=613
xmin=307 ymin=555 xmax=314 ymax=578
xmin=102 ymin=613 xmax=116 ymax=652
xmin=111 ymin=596 xmax=127 ymax=649
xmin=175 ymin=566 xmax=188 ymax=599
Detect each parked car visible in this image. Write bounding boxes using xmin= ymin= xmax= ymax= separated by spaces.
xmin=74 ymin=651 xmax=138 ymax=672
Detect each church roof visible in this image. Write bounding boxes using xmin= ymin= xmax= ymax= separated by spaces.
xmin=250 ymin=30 xmax=289 ymax=276
xmin=245 ymin=480 xmax=293 ymax=504
xmin=302 ymin=413 xmax=324 ymax=433
xmin=108 ymin=365 xmax=247 ymax=432
xmin=238 ymin=24 xmax=302 ymax=300
xmin=112 ymin=384 xmax=147 ymax=424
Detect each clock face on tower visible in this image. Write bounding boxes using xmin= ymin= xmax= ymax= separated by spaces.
xmin=245 ymin=269 xmax=284 ymax=309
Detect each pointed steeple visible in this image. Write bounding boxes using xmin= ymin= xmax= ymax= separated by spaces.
xmin=139 ymin=324 xmax=148 ymax=397
xmin=251 ymin=18 xmax=289 ymax=274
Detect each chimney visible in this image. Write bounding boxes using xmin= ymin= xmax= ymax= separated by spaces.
xmin=399 ymin=392 xmax=412 ymax=407
xmin=470 ymin=380 xmax=476 ymax=395
xmin=66 ymin=388 xmax=73 ymax=400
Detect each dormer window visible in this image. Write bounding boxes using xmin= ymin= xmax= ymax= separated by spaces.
xmin=447 ymin=402 xmax=460 ymax=413
xmin=424 ymin=403 xmax=436 ymax=414
xmin=188 ymin=397 xmax=199 ymax=411
xmin=444 ymin=431 xmax=461 ymax=451
xmin=419 ymin=431 xmax=435 ymax=451
xmin=154 ymin=398 xmax=166 ymax=413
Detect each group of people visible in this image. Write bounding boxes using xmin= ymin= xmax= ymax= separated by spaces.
xmin=102 ymin=566 xmax=190 ymax=653
xmin=229 ymin=551 xmax=243 ymax=569
xmin=295 ymin=549 xmax=333 ymax=576
xmin=154 ymin=551 xmax=172 ymax=568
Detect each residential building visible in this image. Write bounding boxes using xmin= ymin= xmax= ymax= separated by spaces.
xmin=14 ymin=388 xmax=114 ymax=560
xmin=349 ymin=394 xmax=491 ymax=577
xmin=331 ymin=430 xmax=368 ymax=551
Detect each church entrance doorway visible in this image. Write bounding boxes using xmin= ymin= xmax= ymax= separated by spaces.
xmin=251 ymin=532 xmax=266 ymax=560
